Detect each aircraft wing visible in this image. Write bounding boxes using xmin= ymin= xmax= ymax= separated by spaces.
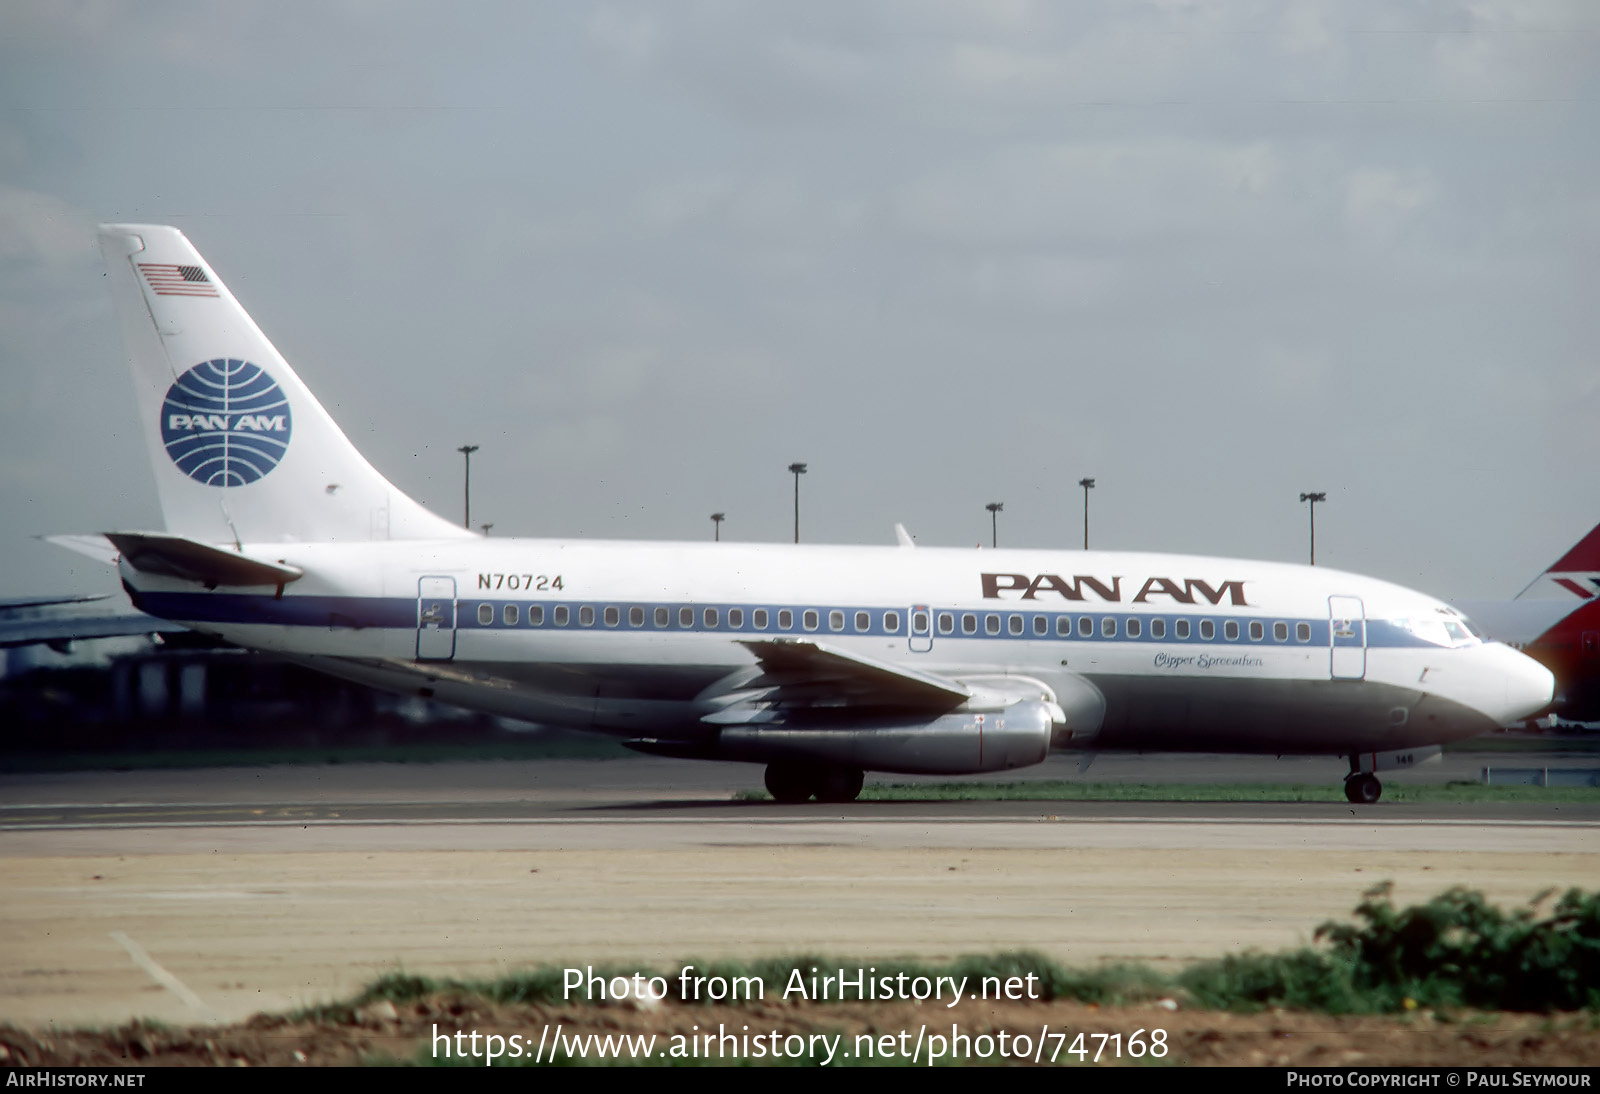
xmin=697 ymin=638 xmax=971 ymax=725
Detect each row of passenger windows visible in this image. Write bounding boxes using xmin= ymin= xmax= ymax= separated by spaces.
xmin=476 ymin=603 xmax=905 ymax=633
xmin=937 ymin=612 xmax=1312 ymax=643
xmin=471 ymin=602 xmax=1315 ymax=643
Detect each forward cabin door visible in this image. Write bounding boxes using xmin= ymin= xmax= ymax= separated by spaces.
xmin=416 ymin=576 xmax=457 ymax=661
xmin=908 ymin=604 xmax=934 ymax=653
xmin=1328 ymin=595 xmax=1366 ymax=680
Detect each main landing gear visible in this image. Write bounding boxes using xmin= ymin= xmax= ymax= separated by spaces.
xmin=764 ymin=762 xmax=865 ymax=804
xmin=1344 ymin=754 xmax=1383 ymax=804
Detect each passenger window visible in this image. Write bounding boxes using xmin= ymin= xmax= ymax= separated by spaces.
xmin=629 ymin=606 xmax=644 ymax=626
xmin=1175 ymin=619 xmax=1190 ymax=639
xmin=829 ymin=610 xmax=844 ymax=631
xmin=1249 ymin=621 xmax=1263 ymax=641
xmin=1078 ymin=617 xmax=1093 ymax=638
xmin=1200 ymin=620 xmax=1215 ymax=640
xmin=962 ymin=613 xmax=977 ymax=635
xmin=884 ymin=611 xmax=900 ymax=632
xmin=938 ymin=613 xmax=955 ymax=635
xmin=1127 ymin=618 xmax=1141 ymax=638
xmin=985 ymin=615 xmax=1000 ymax=635
xmin=778 ymin=609 xmax=794 ymax=630
xmin=1296 ymin=622 xmax=1311 ymax=642
xmin=604 ymin=606 xmax=619 ymax=627
xmin=1151 ymin=618 xmax=1165 ymax=639
xmin=529 ymin=605 xmax=544 ymax=626
xmin=754 ymin=609 xmax=768 ymax=629
xmin=1101 ymin=617 xmax=1117 ymax=638
xmin=803 ymin=610 xmax=819 ymax=631
xmin=1224 ymin=620 xmax=1239 ymax=640
xmin=1033 ymin=615 xmax=1047 ymax=636
xmin=1057 ymin=616 xmax=1071 ymax=637
xmin=856 ymin=611 xmax=871 ymax=631
xmin=704 ymin=607 xmax=719 ymax=628
xmin=679 ymin=606 xmax=693 ymax=628
xmin=1009 ymin=615 xmax=1024 ymax=636
xmin=580 ymin=605 xmax=595 ymax=626
xmin=1273 ymin=621 xmax=1287 ymax=641
xmin=554 ymin=605 xmax=569 ymax=626
xmin=728 ymin=608 xmax=743 ymax=628
xmin=478 ymin=603 xmax=493 ymax=626
xmin=912 ymin=611 xmax=929 ymax=634
xmin=504 ymin=604 xmax=519 ymax=626
xmin=654 ymin=607 xmax=669 ymax=627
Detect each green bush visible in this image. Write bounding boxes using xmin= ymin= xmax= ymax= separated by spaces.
xmin=1180 ymin=884 xmax=1600 ymax=1014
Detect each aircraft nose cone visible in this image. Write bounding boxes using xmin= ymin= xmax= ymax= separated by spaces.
xmin=1499 ymin=645 xmax=1555 ymax=724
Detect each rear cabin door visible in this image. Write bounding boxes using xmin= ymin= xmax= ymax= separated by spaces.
xmin=416 ymin=576 xmax=457 ymax=661
xmin=1328 ymin=595 xmax=1366 ymax=680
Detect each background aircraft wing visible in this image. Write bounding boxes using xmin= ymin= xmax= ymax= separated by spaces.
xmin=0 ymin=596 xmax=186 ymax=649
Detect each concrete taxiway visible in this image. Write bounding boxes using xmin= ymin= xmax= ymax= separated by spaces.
xmin=1 ymin=754 xmax=1594 ymax=1028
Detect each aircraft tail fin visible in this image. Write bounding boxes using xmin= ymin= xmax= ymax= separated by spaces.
xmin=1514 ymin=521 xmax=1600 ymax=601
xmin=96 ymin=224 xmax=471 ymax=546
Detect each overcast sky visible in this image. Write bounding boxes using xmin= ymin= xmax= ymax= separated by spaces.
xmin=2 ymin=1 xmax=1596 ymax=603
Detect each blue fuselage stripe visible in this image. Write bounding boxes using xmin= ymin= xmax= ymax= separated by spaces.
xmin=130 ymin=591 xmax=1438 ymax=650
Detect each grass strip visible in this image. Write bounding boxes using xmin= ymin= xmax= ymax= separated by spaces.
xmin=302 ymin=886 xmax=1600 ymax=1022
xmin=736 ymin=780 xmax=1599 ymax=803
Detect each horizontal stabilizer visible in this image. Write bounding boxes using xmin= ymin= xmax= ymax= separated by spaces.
xmin=41 ymin=534 xmax=122 ymax=566
xmin=105 ymin=531 xmax=303 ymax=588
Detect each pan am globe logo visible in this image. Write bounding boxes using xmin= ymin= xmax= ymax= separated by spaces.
xmin=160 ymin=359 xmax=293 ymax=486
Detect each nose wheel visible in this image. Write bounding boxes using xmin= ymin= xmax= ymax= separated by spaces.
xmin=1344 ymin=772 xmax=1382 ymax=804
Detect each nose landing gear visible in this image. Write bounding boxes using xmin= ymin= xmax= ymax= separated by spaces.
xmin=1344 ymin=771 xmax=1382 ymax=804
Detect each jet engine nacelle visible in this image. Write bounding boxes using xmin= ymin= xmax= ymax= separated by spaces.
xmin=975 ymin=669 xmax=1107 ymax=749
xmin=714 ymin=699 xmax=1054 ymax=775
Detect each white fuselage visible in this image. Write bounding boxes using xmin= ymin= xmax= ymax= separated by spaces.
xmin=121 ymin=538 xmax=1554 ymax=765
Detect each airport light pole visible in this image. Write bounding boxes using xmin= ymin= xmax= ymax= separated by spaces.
xmin=1300 ymin=492 xmax=1326 ymax=565
xmin=1078 ymin=478 xmax=1096 ymax=549
xmin=986 ymin=502 xmax=1003 ymax=549
xmin=457 ymin=444 xmax=479 ymax=530
xmin=711 ymin=512 xmax=725 ymax=542
xmin=788 ymin=463 xmax=807 ymax=543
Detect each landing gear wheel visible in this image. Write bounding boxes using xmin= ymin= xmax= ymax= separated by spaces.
xmin=764 ymin=763 xmax=816 ymax=804
xmin=815 ymin=767 xmax=865 ymax=804
xmin=1344 ymin=773 xmax=1382 ymax=804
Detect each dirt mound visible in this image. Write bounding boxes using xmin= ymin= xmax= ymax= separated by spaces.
xmin=4 ymin=996 xmax=1596 ymax=1067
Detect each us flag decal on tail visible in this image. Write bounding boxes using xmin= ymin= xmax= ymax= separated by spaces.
xmin=138 ymin=262 xmax=219 ymax=297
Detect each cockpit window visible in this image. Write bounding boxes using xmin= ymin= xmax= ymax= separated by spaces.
xmin=1395 ymin=616 xmax=1477 ymax=648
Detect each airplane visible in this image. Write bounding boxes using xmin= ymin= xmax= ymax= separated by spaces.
xmin=1456 ymin=523 xmax=1600 ymax=725
xmin=0 ymin=593 xmax=183 ymax=652
xmin=48 ymin=223 xmax=1555 ymax=805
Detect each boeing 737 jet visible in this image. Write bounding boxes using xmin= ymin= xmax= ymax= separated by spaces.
xmin=52 ymin=225 xmax=1555 ymax=804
